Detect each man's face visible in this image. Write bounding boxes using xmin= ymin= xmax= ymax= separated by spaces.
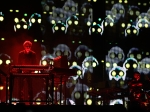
xmin=24 ymin=44 xmax=31 ymax=53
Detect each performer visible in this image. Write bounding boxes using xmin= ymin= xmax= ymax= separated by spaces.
xmin=18 ymin=40 xmax=37 ymax=105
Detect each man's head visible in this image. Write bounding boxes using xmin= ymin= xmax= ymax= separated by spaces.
xmin=23 ymin=41 xmax=32 ymax=53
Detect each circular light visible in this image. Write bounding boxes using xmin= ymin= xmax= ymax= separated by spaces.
xmin=74 ymin=92 xmax=80 ymax=99
xmin=136 ymin=11 xmax=140 ymax=16
xmin=140 ymin=63 xmax=145 ymax=68
xmin=6 ymin=60 xmax=11 ymax=65
xmin=133 ymin=63 xmax=137 ymax=68
xmin=54 ymin=26 xmax=59 ymax=30
xmin=129 ymin=54 xmax=134 ymax=58
xmin=119 ymin=9 xmax=124 ymax=14
xmin=145 ymin=23 xmax=149 ymax=28
xmin=118 ymin=53 xmax=123 ymax=59
xmin=111 ymin=71 xmax=116 ymax=76
xmin=77 ymin=70 xmax=82 ymax=76
xmin=97 ymin=28 xmax=102 ymax=32
xmin=31 ymin=18 xmax=35 ymax=23
xmin=129 ymin=10 xmax=133 ymax=15
xmin=14 ymin=18 xmax=19 ymax=23
xmin=0 ymin=59 xmax=2 ymax=65
xmin=87 ymin=21 xmax=91 ymax=26
xmin=64 ymin=6 xmax=69 ymax=11
xmin=68 ymin=20 xmax=72 ymax=25
xmin=92 ymin=28 xmax=95 ymax=32
xmin=59 ymin=13 xmax=63 ymax=18
xmin=84 ymin=62 xmax=89 ymax=67
xmin=61 ymin=26 xmax=65 ymax=31
xmin=85 ymin=52 xmax=89 ymax=57
xmin=42 ymin=60 xmax=47 ymax=66
xmin=119 ymin=71 xmax=124 ymax=76
xmin=77 ymin=52 xmax=82 ymax=57
xmin=23 ymin=25 xmax=27 ymax=29
xmin=51 ymin=20 xmax=55 ymax=24
xmin=110 ymin=53 xmax=115 ymax=59
xmin=110 ymin=22 xmax=114 ymax=26
xmin=74 ymin=21 xmax=78 ymax=25
xmin=146 ymin=64 xmax=150 ymax=68
xmin=38 ymin=19 xmax=41 ymax=23
xmin=0 ymin=16 xmax=4 ymax=21
xmin=106 ymin=62 xmax=110 ymax=67
xmin=86 ymin=98 xmax=92 ymax=105
xmin=127 ymin=29 xmax=131 ymax=34
xmin=72 ymin=61 xmax=77 ymax=66
xmin=133 ymin=29 xmax=137 ymax=34
xmin=16 ymin=24 xmax=21 ymax=29
xmin=92 ymin=62 xmax=97 ymax=67
xmin=113 ymin=63 xmax=117 ymax=67
xmin=125 ymin=63 xmax=130 ymax=68
xmin=137 ymin=54 xmax=142 ymax=59
xmin=56 ymin=50 xmax=61 ymax=56
xmin=138 ymin=23 xmax=142 ymax=28
xmin=121 ymin=23 xmax=125 ymax=28
xmin=71 ymin=7 xmax=75 ymax=12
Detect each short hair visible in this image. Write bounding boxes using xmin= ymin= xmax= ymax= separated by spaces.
xmin=23 ymin=41 xmax=32 ymax=47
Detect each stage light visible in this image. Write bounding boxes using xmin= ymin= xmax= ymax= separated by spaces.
xmin=74 ymin=91 xmax=81 ymax=99
xmin=0 ymin=77 xmax=4 ymax=90
xmin=86 ymin=98 xmax=92 ymax=105
xmin=14 ymin=18 xmax=19 ymax=23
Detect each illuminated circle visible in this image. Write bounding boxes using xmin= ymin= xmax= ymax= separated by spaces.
xmin=119 ymin=9 xmax=124 ymax=14
xmin=72 ymin=61 xmax=77 ymax=66
xmin=146 ymin=64 xmax=150 ymax=68
xmin=42 ymin=60 xmax=47 ymax=66
xmin=38 ymin=19 xmax=41 ymax=23
xmin=110 ymin=53 xmax=115 ymax=59
xmin=145 ymin=23 xmax=149 ymax=28
xmin=16 ymin=24 xmax=21 ymax=29
xmin=86 ymin=98 xmax=92 ymax=105
xmin=111 ymin=71 xmax=116 ymax=76
xmin=59 ymin=14 xmax=63 ymax=18
xmin=6 ymin=60 xmax=11 ymax=65
xmin=14 ymin=18 xmax=19 ymax=23
xmin=138 ymin=23 xmax=142 ymax=28
xmin=137 ymin=54 xmax=142 ymax=59
xmin=110 ymin=22 xmax=114 ymax=27
xmin=0 ymin=16 xmax=4 ymax=21
xmin=54 ymin=26 xmax=59 ymax=30
xmin=87 ymin=21 xmax=91 ymax=26
xmin=77 ymin=70 xmax=82 ymax=76
xmin=129 ymin=10 xmax=133 ymax=15
xmin=71 ymin=7 xmax=75 ymax=12
xmin=61 ymin=26 xmax=65 ymax=31
xmin=23 ymin=25 xmax=27 ymax=29
xmin=85 ymin=51 xmax=89 ymax=57
xmin=92 ymin=62 xmax=97 ymax=67
xmin=119 ymin=71 xmax=124 ymax=76
xmin=51 ymin=20 xmax=55 ymax=24
xmin=121 ymin=23 xmax=125 ymax=28
xmin=133 ymin=29 xmax=137 ymax=34
xmin=77 ymin=52 xmax=82 ymax=57
xmin=92 ymin=28 xmax=95 ymax=32
xmin=140 ymin=63 xmax=145 ymax=68
xmin=127 ymin=29 xmax=131 ymax=34
xmin=56 ymin=50 xmax=61 ymax=56
xmin=97 ymin=101 xmax=101 ymax=105
xmin=133 ymin=63 xmax=137 ymax=68
xmin=68 ymin=20 xmax=72 ymax=25
xmin=136 ymin=11 xmax=140 ymax=16
xmin=31 ymin=18 xmax=35 ymax=23
xmin=74 ymin=92 xmax=81 ymax=99
xmin=84 ymin=62 xmax=89 ymax=67
xmin=64 ymin=6 xmax=69 ymax=11
xmin=0 ymin=59 xmax=2 ymax=65
xmin=74 ymin=21 xmax=78 ymax=25
xmin=125 ymin=63 xmax=130 ymax=68
xmin=64 ymin=50 xmax=68 ymax=56
xmin=118 ymin=53 xmax=123 ymax=59
xmin=97 ymin=28 xmax=102 ymax=32
xmin=113 ymin=63 xmax=117 ymax=67
xmin=106 ymin=62 xmax=110 ymax=67
xmin=129 ymin=54 xmax=134 ymax=58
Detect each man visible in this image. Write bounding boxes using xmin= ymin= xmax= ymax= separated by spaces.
xmin=18 ymin=40 xmax=37 ymax=105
